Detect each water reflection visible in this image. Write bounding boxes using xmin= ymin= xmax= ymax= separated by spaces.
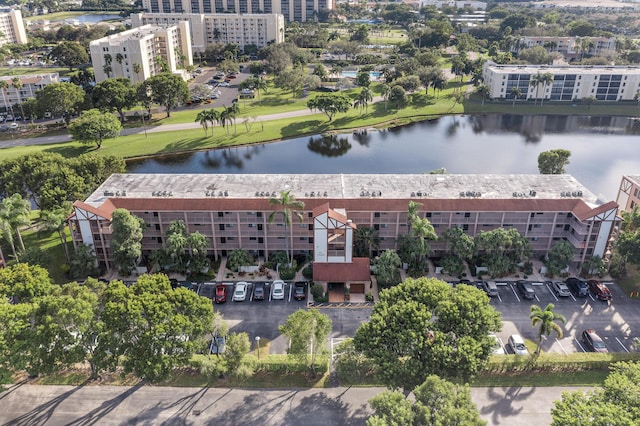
xmin=127 ymin=114 xmax=640 ymax=200
xmin=307 ymin=134 xmax=352 ymax=157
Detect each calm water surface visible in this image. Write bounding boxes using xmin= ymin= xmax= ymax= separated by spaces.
xmin=127 ymin=114 xmax=640 ymax=200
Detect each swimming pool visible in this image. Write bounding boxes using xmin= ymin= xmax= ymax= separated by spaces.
xmin=340 ymin=71 xmax=383 ymax=79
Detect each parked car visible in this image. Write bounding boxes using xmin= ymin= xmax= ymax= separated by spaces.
xmin=272 ymin=280 xmax=285 ymax=300
xmin=481 ymin=281 xmax=499 ymax=297
xmin=550 ymin=281 xmax=571 ymax=297
xmin=253 ymin=282 xmax=265 ymax=301
xmin=508 ymin=334 xmax=529 ymax=356
xmin=516 ymin=280 xmax=535 ymax=300
xmin=582 ymin=329 xmax=608 ymax=353
xmin=294 ymin=282 xmax=306 ymax=300
xmin=566 ymin=278 xmax=589 ymax=297
xmin=489 ymin=334 xmax=505 ymax=355
xmin=214 ymin=283 xmax=226 ymax=303
xmin=588 ymin=279 xmax=612 ymax=301
xmin=219 ymin=81 xmax=230 ymax=87
xmin=232 ymin=282 xmax=248 ymax=302
xmin=226 ymin=74 xmax=236 ymax=79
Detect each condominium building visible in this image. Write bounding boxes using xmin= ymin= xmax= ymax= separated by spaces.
xmin=140 ymin=0 xmax=332 ymax=22
xmin=89 ymin=24 xmax=193 ymax=85
xmin=482 ymin=61 xmax=640 ymax=102
xmin=616 ymin=175 xmax=640 ymax=213
xmin=131 ymin=12 xmax=284 ymax=53
xmin=71 ymin=173 xmax=619 ymax=273
xmin=511 ymin=36 xmax=617 ymax=59
xmin=0 ymin=9 xmax=27 ymax=47
xmin=0 ymin=73 xmax=60 ymax=111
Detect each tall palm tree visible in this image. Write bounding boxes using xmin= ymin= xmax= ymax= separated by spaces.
xmin=115 ymin=53 xmax=124 ymax=76
xmin=380 ymin=83 xmax=391 ymax=111
xmin=510 ymin=87 xmax=522 ymax=108
xmin=11 ymin=77 xmax=24 ymax=120
xmin=353 ymin=86 xmax=373 ymax=114
xmin=227 ymin=103 xmax=240 ymax=134
xmin=477 ymin=84 xmax=490 ymax=106
xmin=432 ymin=76 xmax=446 ymax=99
xmin=354 ymin=226 xmax=380 ymax=259
xmin=539 ymin=73 xmax=554 ymax=107
xmin=103 ymin=54 xmax=113 ymax=78
xmin=195 ymin=110 xmax=210 ymax=136
xmin=132 ymin=62 xmax=142 ymax=83
xmin=268 ymin=190 xmax=305 ymax=265
xmin=0 ymin=193 xmax=31 ymax=255
xmin=0 ymin=215 xmax=16 ymax=261
xmin=530 ymin=303 xmax=566 ymax=357
xmin=219 ymin=107 xmax=231 ymax=135
xmin=530 ymin=73 xmax=543 ymax=106
xmin=0 ymin=80 xmax=10 ymax=115
xmin=207 ymin=108 xmax=221 ymax=138
xmin=253 ymin=77 xmax=268 ymax=103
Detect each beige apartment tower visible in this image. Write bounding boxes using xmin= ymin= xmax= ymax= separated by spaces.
xmin=0 ymin=9 xmax=27 ymax=47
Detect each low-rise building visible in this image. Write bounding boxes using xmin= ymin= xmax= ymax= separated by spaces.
xmin=482 ymin=60 xmax=640 ymax=102
xmin=130 ymin=12 xmax=284 ymax=53
xmin=512 ymin=36 xmax=617 ymax=60
xmin=0 ymin=9 xmax=27 ymax=47
xmin=0 ymin=73 xmax=60 ymax=112
xmin=89 ymin=23 xmax=193 ymax=84
xmin=70 ymin=173 xmax=619 ymax=273
xmin=616 ymin=175 xmax=640 ymax=213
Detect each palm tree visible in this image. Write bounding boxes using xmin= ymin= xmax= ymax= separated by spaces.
xmin=132 ymin=62 xmax=142 ymax=83
xmin=0 ymin=80 xmax=10 ymax=115
xmin=253 ymin=77 xmax=268 ymax=103
xmin=510 ymin=87 xmax=522 ymax=108
xmin=529 ymin=73 xmax=543 ymax=106
xmin=103 ymin=54 xmax=113 ymax=78
xmin=195 ymin=110 xmax=210 ymax=136
xmin=115 ymin=53 xmax=124 ymax=76
xmin=0 ymin=193 xmax=31 ymax=255
xmin=11 ymin=77 xmax=24 ymax=120
xmin=207 ymin=108 xmax=221 ymax=138
xmin=268 ymin=190 xmax=305 ymax=265
xmin=227 ymin=103 xmax=240 ymax=134
xmin=0 ymin=216 xmax=16 ymax=261
xmin=219 ymin=106 xmax=231 ymax=135
xmin=539 ymin=73 xmax=554 ymax=107
xmin=354 ymin=226 xmax=379 ymax=259
xmin=530 ymin=303 xmax=566 ymax=357
xmin=380 ymin=84 xmax=391 ymax=111
xmin=353 ymin=87 xmax=373 ymax=114
xmin=477 ymin=84 xmax=490 ymax=106
xmin=432 ymin=76 xmax=446 ymax=99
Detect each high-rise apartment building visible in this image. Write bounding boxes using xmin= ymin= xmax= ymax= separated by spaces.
xmin=131 ymin=12 xmax=284 ymax=52
xmin=0 ymin=9 xmax=27 ymax=47
xmin=141 ymin=0 xmax=332 ymax=22
xmin=89 ymin=23 xmax=193 ymax=84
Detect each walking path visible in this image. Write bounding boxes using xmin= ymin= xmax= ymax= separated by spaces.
xmin=0 ymin=95 xmax=386 ymax=149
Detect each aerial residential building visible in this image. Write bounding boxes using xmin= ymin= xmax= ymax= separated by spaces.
xmin=0 ymin=73 xmax=60 ymax=112
xmin=89 ymin=23 xmax=193 ymax=85
xmin=140 ymin=0 xmax=332 ymax=22
xmin=482 ymin=61 xmax=640 ymax=102
xmin=130 ymin=12 xmax=284 ymax=53
xmin=616 ymin=175 xmax=640 ymax=213
xmin=70 ymin=173 xmax=619 ymax=274
xmin=0 ymin=9 xmax=27 ymax=47
xmin=511 ymin=36 xmax=617 ymax=60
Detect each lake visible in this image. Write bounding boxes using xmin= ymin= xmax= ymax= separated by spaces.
xmin=127 ymin=114 xmax=640 ymax=201
xmin=58 ymin=13 xmax=121 ymax=24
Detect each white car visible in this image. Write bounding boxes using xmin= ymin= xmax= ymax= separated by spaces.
xmin=508 ymin=334 xmax=529 ymax=356
xmin=489 ymin=334 xmax=505 ymax=355
xmin=232 ymin=282 xmax=248 ymax=301
xmin=272 ymin=280 xmax=285 ymax=300
xmin=219 ymin=81 xmax=230 ymax=87
xmin=551 ymin=281 xmax=571 ymax=297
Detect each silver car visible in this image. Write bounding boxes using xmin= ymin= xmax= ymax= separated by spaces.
xmin=551 ymin=281 xmax=571 ymax=297
xmin=272 ymin=280 xmax=285 ymax=300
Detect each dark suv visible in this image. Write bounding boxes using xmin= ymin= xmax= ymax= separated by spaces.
xmin=516 ymin=280 xmax=535 ymax=300
xmin=253 ymin=282 xmax=265 ymax=301
xmin=588 ymin=279 xmax=612 ymax=301
xmin=566 ymin=278 xmax=589 ymax=297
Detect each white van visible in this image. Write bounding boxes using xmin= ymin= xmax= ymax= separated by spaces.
xmin=508 ymin=334 xmax=528 ymax=356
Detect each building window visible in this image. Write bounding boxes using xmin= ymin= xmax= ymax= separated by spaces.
xmin=258 ymin=224 xmax=263 ymax=231
xmin=250 ymin=237 xmax=256 ymax=241
xmin=309 ymin=237 xmax=314 ymax=244
xmin=374 ymin=224 xmax=380 ymax=230
xmin=308 ymin=224 xmax=313 ymax=230
xmin=221 ymin=237 xmax=226 ymax=243
xmin=219 ymin=224 xmax=225 ymax=230
xmin=157 ymin=237 xmax=163 ymax=243
xmin=462 ymin=224 xmax=469 ymax=231
xmin=258 ymin=237 xmax=264 ymax=243
xmin=248 ymin=223 xmax=255 ymax=228
xmin=153 ymin=212 xmax=158 ymax=217
xmin=464 ymin=212 xmax=470 ymax=218
xmin=257 ymin=212 xmax=262 ymax=217
xmin=155 ymin=224 xmax=161 ymax=230
xmin=374 ymin=212 xmax=380 ymax=218
xmin=426 ymin=212 xmax=432 ymax=217
xmin=218 ymin=212 xmax=224 ymax=217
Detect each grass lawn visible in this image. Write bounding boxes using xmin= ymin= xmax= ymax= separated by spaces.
xmin=473 ymin=370 xmax=609 ymax=387
xmin=20 ymin=213 xmax=71 ymax=284
xmin=616 ymin=264 xmax=640 ymax=296
xmin=0 ymin=66 xmax=71 ymax=76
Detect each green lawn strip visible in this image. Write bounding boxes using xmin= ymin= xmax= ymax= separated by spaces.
xmin=615 ymin=264 xmax=640 ymax=296
xmin=0 ymin=67 xmax=71 ymax=76
xmin=472 ymin=370 xmax=609 ymax=387
xmin=19 ymin=214 xmax=70 ymax=284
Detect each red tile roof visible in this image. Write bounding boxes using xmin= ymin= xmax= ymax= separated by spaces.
xmin=73 ymin=199 xmax=116 ymax=220
xmin=313 ymin=257 xmax=371 ymax=282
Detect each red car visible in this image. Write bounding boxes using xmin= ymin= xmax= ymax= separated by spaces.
xmin=226 ymin=74 xmax=236 ymax=79
xmin=588 ymin=279 xmax=612 ymax=301
xmin=214 ymin=284 xmax=227 ymax=303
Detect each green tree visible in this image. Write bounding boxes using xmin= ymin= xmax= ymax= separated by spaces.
xmin=530 ymin=303 xmax=565 ymax=357
xmin=307 ymin=93 xmax=351 ymax=121
xmin=275 ymin=68 xmax=319 ymax=98
xmin=0 ymin=193 xmax=31 ymax=256
xmin=510 ymin=86 xmax=522 ymax=108
xmin=226 ymin=249 xmax=253 ymax=272
xmin=388 ymin=85 xmax=408 ymax=109
xmin=35 ymin=82 xmax=85 ymax=125
xmin=354 ymin=277 xmax=502 ymax=391
xmin=617 ymin=230 xmax=640 ymax=267
xmin=48 ymin=41 xmax=89 ymax=70
xmin=40 ymin=205 xmax=72 ymax=262
xmin=92 ymin=78 xmax=136 ymax=122
xmin=475 ymin=228 xmax=532 ymax=277
xmin=373 ymin=249 xmax=402 ymax=287
xmin=552 ymin=361 xmax=640 ymax=425
xmin=279 ymin=309 xmax=332 ymax=375
xmin=145 ymin=73 xmax=189 ymax=118
xmin=476 ymin=84 xmax=490 ymax=106
xmin=0 ymin=263 xmax=53 ymax=303
xmin=353 ymin=86 xmax=374 ymax=114
xmin=195 ymin=109 xmax=211 ymax=136
xmin=354 ymin=226 xmax=379 ymax=259
xmin=538 ymin=149 xmax=571 ymax=174
xmin=356 ymin=69 xmax=371 ymax=87
xmin=109 ymin=208 xmax=144 ymax=275
xmin=368 ymin=375 xmax=485 ymax=426
xmin=222 ymin=332 xmax=252 ymax=379
xmin=268 ymin=190 xmax=305 ymax=265
xmin=69 ymin=243 xmax=99 ymax=279
xmin=546 ymin=240 xmax=574 ymax=276
xmin=100 ymin=274 xmax=214 ymax=382
xmin=68 ymin=109 xmax=123 ymax=149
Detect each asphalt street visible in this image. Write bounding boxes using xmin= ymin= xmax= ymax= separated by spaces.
xmin=0 ymin=383 xmax=590 ymax=426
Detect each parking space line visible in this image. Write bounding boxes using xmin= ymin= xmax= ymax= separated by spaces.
xmin=556 ymin=338 xmax=568 ymax=355
xmin=575 ymin=338 xmax=587 ymax=352
xmin=511 ymin=284 xmax=521 ymax=302
xmin=615 ymin=337 xmax=630 ymax=353
xmin=588 ymin=293 xmax=596 ymax=302
xmin=546 ymin=283 xmax=559 ymax=302
xmin=535 ymin=294 xmax=540 ymax=302
xmin=288 ymin=283 xmax=292 ymax=303
xmin=496 ymin=292 xmax=502 ymax=302
xmin=570 ymin=293 xmax=576 ymax=302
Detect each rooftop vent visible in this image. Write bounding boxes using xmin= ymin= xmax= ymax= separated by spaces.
xmin=324 ymin=191 xmax=328 ymax=197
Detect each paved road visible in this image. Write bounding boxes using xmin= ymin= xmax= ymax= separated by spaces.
xmin=0 ymin=383 xmax=588 ymax=425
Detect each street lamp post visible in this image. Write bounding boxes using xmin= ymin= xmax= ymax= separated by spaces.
xmin=255 ymin=336 xmax=261 ymax=360
xmin=142 ymin=85 xmax=152 ymax=138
